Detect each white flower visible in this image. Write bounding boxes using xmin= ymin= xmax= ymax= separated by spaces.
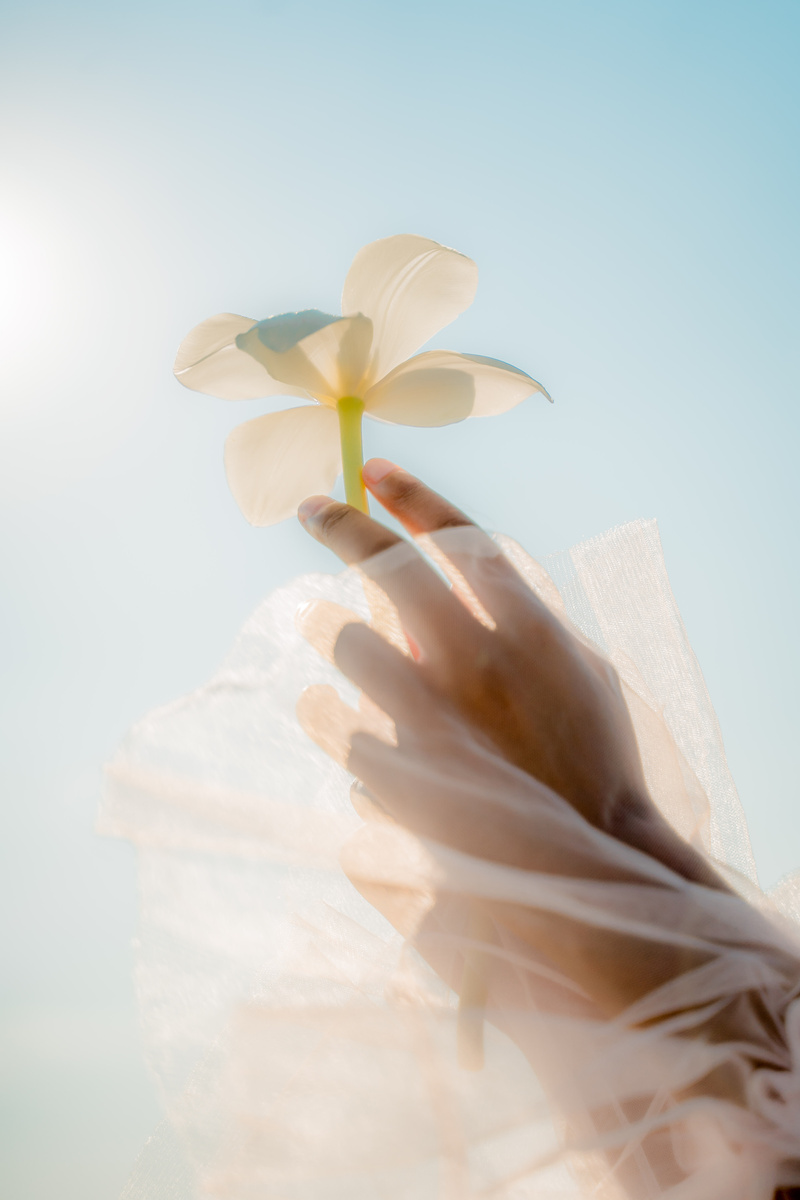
xmin=174 ymin=234 xmax=551 ymax=526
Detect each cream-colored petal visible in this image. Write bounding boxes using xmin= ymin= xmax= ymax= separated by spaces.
xmin=367 ymin=349 xmax=550 ymax=420
xmin=342 ymin=235 xmax=478 ymax=384
xmin=237 ymin=313 xmax=373 ymax=403
xmin=456 ymin=352 xmax=552 ymax=414
xmin=240 ymin=310 xmax=342 ymax=353
xmin=363 ymin=359 xmax=474 ymax=427
xmin=174 ymin=313 xmax=308 ymax=400
xmin=224 ymin=404 xmax=341 ymax=526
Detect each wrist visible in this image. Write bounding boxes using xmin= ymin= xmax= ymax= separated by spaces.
xmin=607 ymin=792 xmax=728 ymax=890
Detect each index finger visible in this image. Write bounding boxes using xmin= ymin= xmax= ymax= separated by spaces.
xmin=297 ymin=495 xmax=481 ymax=669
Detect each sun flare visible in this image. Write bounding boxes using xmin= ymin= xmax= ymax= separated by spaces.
xmin=0 ymin=212 xmax=56 ymax=370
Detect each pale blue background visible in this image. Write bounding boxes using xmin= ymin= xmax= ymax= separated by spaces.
xmin=1 ymin=1 xmax=798 ymax=1195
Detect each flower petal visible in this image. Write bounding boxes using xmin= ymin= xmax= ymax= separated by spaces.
xmin=237 ymin=313 xmax=373 ymax=403
xmin=174 ymin=314 xmax=308 ymax=400
xmin=342 ymin=235 xmax=479 ymax=384
xmin=367 ymin=349 xmax=550 ymax=420
xmin=456 ymin=353 xmax=552 ymax=414
xmin=224 ymin=404 xmax=341 ymax=526
xmin=364 ymin=359 xmax=475 ymax=427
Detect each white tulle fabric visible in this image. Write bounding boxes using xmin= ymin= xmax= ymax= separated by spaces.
xmin=100 ymin=520 xmax=800 ymax=1200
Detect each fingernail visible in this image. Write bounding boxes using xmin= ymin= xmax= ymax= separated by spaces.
xmin=297 ymin=495 xmax=330 ymax=524
xmin=362 ymin=458 xmax=398 ymax=487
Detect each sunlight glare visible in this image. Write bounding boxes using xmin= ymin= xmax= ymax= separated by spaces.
xmin=0 ymin=210 xmax=58 ymax=377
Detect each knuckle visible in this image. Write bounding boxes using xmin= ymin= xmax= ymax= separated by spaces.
xmin=388 ymin=473 xmax=472 ymax=530
xmin=437 ymin=513 xmax=474 ymax=531
xmin=316 ymin=502 xmax=353 ymax=539
xmin=387 ymin=472 xmax=429 ymax=510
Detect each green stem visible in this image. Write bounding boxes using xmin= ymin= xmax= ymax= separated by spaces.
xmin=337 ymin=396 xmax=368 ymax=513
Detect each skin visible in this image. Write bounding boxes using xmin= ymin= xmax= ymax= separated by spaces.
xmin=295 ymin=462 xmax=799 ymax=1197
xmin=297 ymin=458 xmax=725 ymax=893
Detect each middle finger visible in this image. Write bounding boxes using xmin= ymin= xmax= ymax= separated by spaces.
xmin=361 ymin=460 xmax=547 ymax=628
xmin=298 ymin=495 xmax=481 ymax=667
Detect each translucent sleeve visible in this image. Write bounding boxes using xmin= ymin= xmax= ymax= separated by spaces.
xmin=101 ymin=519 xmax=800 ymax=1200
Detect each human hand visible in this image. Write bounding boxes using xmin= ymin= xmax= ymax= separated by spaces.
xmin=297 ymin=460 xmax=723 ymax=890
xmin=295 ymin=463 xmax=798 ymax=1197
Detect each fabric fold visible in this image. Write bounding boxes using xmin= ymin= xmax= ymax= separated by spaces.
xmin=101 ymin=519 xmax=800 ymax=1200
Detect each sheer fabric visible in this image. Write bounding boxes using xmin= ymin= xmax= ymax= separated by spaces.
xmin=101 ymin=520 xmax=800 ymax=1199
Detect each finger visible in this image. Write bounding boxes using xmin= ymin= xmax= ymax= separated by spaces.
xmin=297 ymin=494 xmax=402 ymax=564
xmin=346 ymin=730 xmax=515 ymax=859
xmin=334 ymin=622 xmax=435 ymax=728
xmin=348 ymin=731 xmax=624 ymax=881
xmin=296 ymin=684 xmax=395 ymax=768
xmin=296 ymin=598 xmax=439 ymax=753
xmin=362 ymin=458 xmax=476 ymax=536
xmin=295 ymin=596 xmax=410 ymax=666
xmin=361 ymin=460 xmax=495 ymax=626
xmin=295 ymin=600 xmax=366 ymax=665
xmin=295 ymin=598 xmax=432 ymax=735
xmin=298 ymin=496 xmax=480 ymax=667
xmin=362 ymin=461 xmax=546 ymax=627
xmin=358 ymin=690 xmax=391 ymax=731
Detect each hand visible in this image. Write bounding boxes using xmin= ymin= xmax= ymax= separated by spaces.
xmin=297 ymin=459 xmax=724 ymax=890
xmin=296 ymin=463 xmax=795 ymax=1198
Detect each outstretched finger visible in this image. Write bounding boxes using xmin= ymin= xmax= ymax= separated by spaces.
xmin=297 ymin=495 xmax=479 ymax=668
xmin=362 ymin=458 xmax=477 ymax=537
xmin=334 ymin=622 xmax=439 ymax=728
xmin=362 ymin=460 xmax=548 ymax=627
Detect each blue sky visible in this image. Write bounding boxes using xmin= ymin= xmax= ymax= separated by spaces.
xmin=1 ymin=1 xmax=798 ymax=1195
